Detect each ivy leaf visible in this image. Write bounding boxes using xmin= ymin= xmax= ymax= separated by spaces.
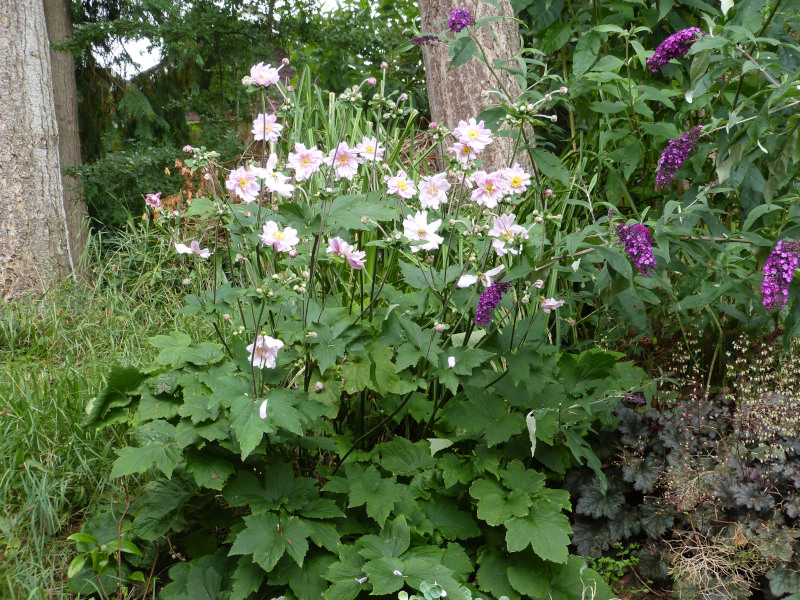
xmin=110 ymin=419 xmax=181 ymax=479
xmin=504 ymin=499 xmax=572 ymax=563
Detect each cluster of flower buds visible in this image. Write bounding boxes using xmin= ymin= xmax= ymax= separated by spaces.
xmin=338 ymin=85 xmax=363 ymax=104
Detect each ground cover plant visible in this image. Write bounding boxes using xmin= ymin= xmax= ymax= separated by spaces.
xmin=7 ymin=0 xmax=800 ymax=598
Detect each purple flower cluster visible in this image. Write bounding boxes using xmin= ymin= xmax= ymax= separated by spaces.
xmin=761 ymin=240 xmax=800 ymax=312
xmin=412 ymin=35 xmax=440 ymax=47
xmin=616 ymin=223 xmax=657 ymax=276
xmin=475 ymin=280 xmax=511 ymax=326
xmin=647 ymin=28 xmax=704 ymax=72
xmin=449 ymin=9 xmax=472 ymax=33
xmin=655 ymin=126 xmax=703 ymax=190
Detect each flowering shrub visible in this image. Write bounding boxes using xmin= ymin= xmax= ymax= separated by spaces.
xmin=73 ymin=0 xmax=800 ymax=597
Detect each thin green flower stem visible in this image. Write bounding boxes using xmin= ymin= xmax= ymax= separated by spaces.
xmin=732 ymin=0 xmax=784 ymax=107
xmin=351 ymin=249 xmax=396 ymax=325
xmin=332 ymin=388 xmax=417 ymax=475
xmin=559 ymin=45 xmax=578 ymax=154
xmin=237 ymin=298 xmax=259 ymax=399
xmin=305 ymin=100 xmax=355 ymax=323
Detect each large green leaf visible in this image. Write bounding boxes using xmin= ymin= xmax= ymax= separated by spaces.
xmin=230 ymin=513 xmax=311 ymax=571
xmin=110 ymin=419 xmax=181 ymax=479
xmin=504 ymin=499 xmax=572 ymax=563
xmin=85 ymin=366 xmax=146 ymax=426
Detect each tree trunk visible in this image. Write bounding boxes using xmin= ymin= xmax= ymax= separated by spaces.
xmin=44 ymin=0 xmax=88 ymax=273
xmin=419 ymin=0 xmax=530 ymax=172
xmin=0 ymin=0 xmax=75 ymax=301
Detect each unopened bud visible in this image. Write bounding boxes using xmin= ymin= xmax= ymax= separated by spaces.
xmin=367 ymin=77 xmax=377 ymax=85
xmin=315 ymin=381 xmax=325 ymax=393
xmin=559 ymin=86 xmax=568 ymax=94
xmin=380 ymin=61 xmax=388 ymax=70
xmin=544 ymin=189 xmax=553 ymax=197
xmin=282 ymin=57 xmax=290 ymax=65
xmin=399 ymin=93 xmax=408 ymax=101
xmin=289 ymin=249 xmax=298 ymax=258
xmin=434 ymin=323 xmax=446 ymax=333
xmin=286 ymin=85 xmax=294 ymax=92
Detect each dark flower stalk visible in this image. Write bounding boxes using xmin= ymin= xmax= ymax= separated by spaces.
xmin=616 ymin=223 xmax=657 ymax=276
xmin=655 ymin=126 xmax=703 ymax=190
xmin=412 ymin=35 xmax=440 ymax=47
xmin=475 ymin=280 xmax=511 ymax=326
xmin=647 ymin=27 xmax=704 ymax=72
xmin=448 ymin=9 xmax=472 ymax=33
xmin=762 ymin=239 xmax=800 ymax=312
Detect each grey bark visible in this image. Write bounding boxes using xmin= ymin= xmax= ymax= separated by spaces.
xmin=419 ymin=0 xmax=530 ymax=172
xmin=44 ymin=0 xmax=88 ymax=271
xmin=0 ymin=0 xmax=75 ymax=301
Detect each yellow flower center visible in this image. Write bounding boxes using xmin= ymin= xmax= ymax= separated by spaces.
xmin=461 ymin=146 xmax=471 ymax=155
xmin=275 ymin=231 xmax=285 ymax=240
xmin=263 ymin=124 xmax=272 ymax=131
xmin=484 ymin=183 xmax=495 ymax=193
xmin=429 ymin=187 xmax=437 ymax=195
xmin=398 ymin=180 xmax=408 ymax=191
xmin=468 ymin=128 xmax=479 ymax=139
xmin=510 ymin=175 xmax=522 ymax=187
xmin=338 ymin=155 xmax=349 ymax=165
xmin=502 ymin=231 xmax=512 ymax=240
xmin=239 ymin=177 xmax=249 ymax=188
xmin=301 ymin=156 xmax=311 ymax=165
xmin=366 ymin=145 xmax=375 ymax=154
xmin=417 ymin=228 xmax=427 ymax=237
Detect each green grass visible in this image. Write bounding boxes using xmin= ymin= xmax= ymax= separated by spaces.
xmin=0 ymin=228 xmax=208 ymax=599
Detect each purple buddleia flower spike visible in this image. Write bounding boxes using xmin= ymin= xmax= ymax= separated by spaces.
xmin=762 ymin=240 xmax=800 ymax=312
xmin=616 ymin=223 xmax=658 ymax=276
xmin=655 ymin=126 xmax=704 ymax=190
xmin=449 ymin=9 xmax=472 ymax=33
xmin=647 ymin=28 xmax=704 ymax=72
xmin=475 ymin=279 xmax=511 ymax=326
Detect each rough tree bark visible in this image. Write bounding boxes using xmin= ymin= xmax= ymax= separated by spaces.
xmin=0 ymin=0 xmax=75 ymax=301
xmin=419 ymin=0 xmax=530 ymax=172
xmin=44 ymin=0 xmax=88 ymax=271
